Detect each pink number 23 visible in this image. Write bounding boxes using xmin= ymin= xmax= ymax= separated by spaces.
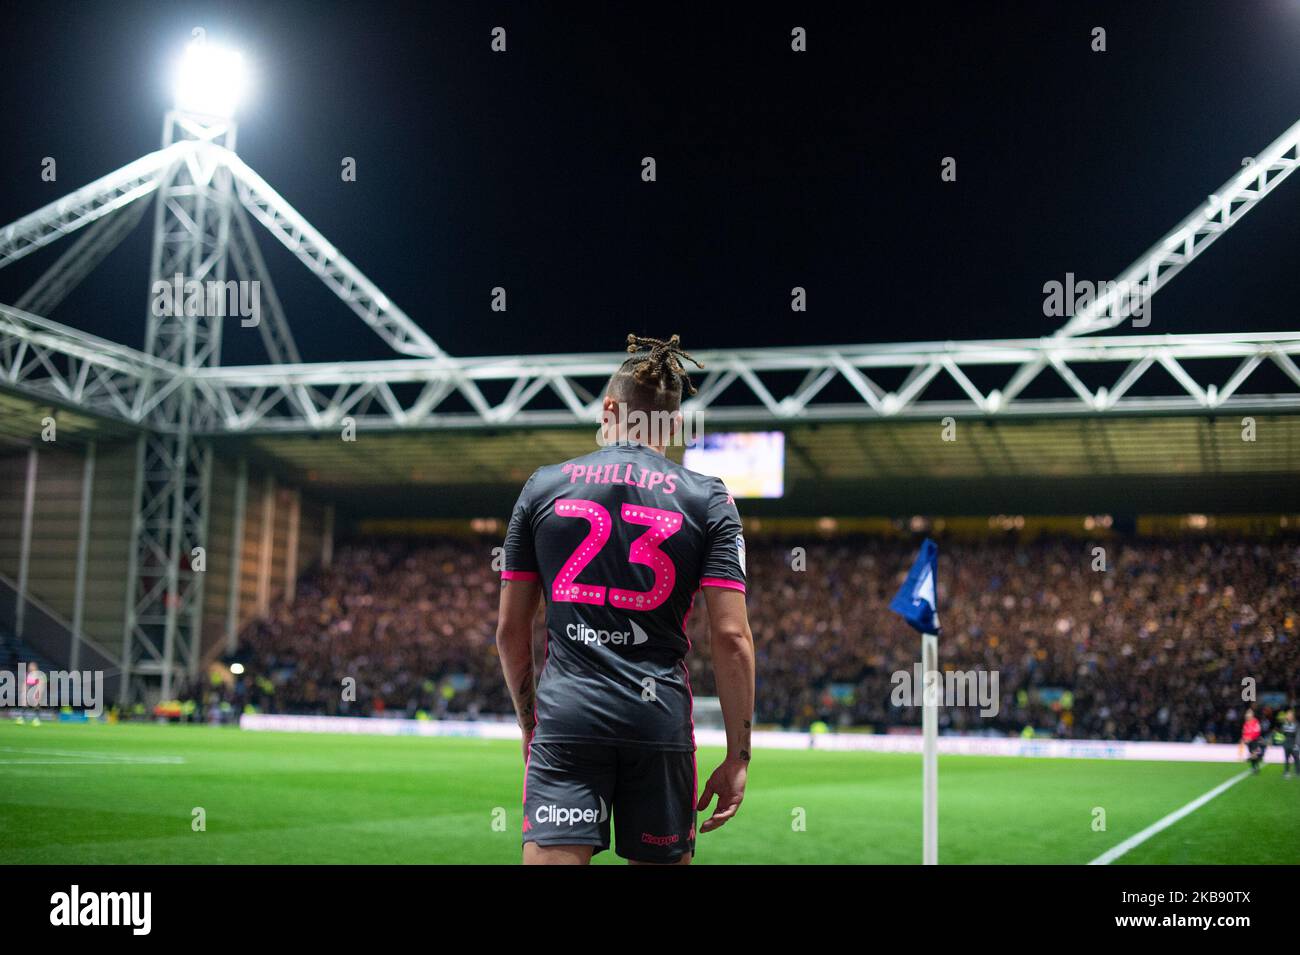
xmin=551 ymin=499 xmax=683 ymax=611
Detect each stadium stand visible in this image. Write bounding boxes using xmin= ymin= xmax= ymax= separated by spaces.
xmin=230 ymin=533 xmax=1299 ymax=743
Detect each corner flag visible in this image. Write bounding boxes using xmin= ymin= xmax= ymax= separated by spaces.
xmin=889 ymin=538 xmax=940 ymax=636
xmin=889 ymin=538 xmax=942 ymax=864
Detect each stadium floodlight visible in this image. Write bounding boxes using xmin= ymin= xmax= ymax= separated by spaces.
xmin=172 ymin=38 xmax=248 ymax=118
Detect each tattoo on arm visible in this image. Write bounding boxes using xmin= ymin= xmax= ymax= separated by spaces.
xmin=737 ymin=718 xmax=752 ymax=761
xmin=516 ymin=674 xmax=536 ymax=731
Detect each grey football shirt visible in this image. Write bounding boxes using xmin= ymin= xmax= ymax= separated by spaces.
xmin=502 ymin=442 xmax=746 ymax=750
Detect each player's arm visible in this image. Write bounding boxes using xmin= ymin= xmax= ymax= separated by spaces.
xmin=497 ymin=470 xmax=543 ymax=760
xmin=497 ymin=577 xmax=542 ymax=755
xmin=697 ymin=586 xmax=755 ymax=833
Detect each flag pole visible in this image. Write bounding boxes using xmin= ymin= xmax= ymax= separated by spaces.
xmin=922 ymin=623 xmax=939 ymax=865
xmin=887 ymin=537 xmax=941 ymax=866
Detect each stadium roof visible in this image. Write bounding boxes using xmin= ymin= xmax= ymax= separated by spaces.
xmin=1 ymin=403 xmax=1282 ymax=516
xmin=5 ymin=379 xmax=1297 ymax=515
xmin=0 ymin=390 xmax=134 ymax=448
xmin=232 ymin=414 xmax=1300 ymax=516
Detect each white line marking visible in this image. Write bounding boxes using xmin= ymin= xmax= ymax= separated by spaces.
xmin=1087 ymin=770 xmax=1251 ymax=865
xmin=0 ymin=764 xmax=180 ymax=769
xmin=0 ymin=747 xmax=184 ymax=765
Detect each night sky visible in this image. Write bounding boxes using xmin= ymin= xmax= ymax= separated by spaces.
xmin=2 ymin=0 xmax=1299 ymax=369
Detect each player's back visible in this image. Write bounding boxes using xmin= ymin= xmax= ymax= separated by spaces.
xmin=502 ymin=441 xmax=745 ymax=750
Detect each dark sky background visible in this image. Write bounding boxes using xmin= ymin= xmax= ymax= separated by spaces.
xmin=2 ymin=0 xmax=1299 ymax=369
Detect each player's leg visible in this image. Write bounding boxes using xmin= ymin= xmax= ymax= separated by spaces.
xmin=522 ymin=843 xmax=594 ymax=865
xmin=521 ymin=742 xmax=615 ymax=865
xmin=611 ymin=746 xmax=697 ymax=865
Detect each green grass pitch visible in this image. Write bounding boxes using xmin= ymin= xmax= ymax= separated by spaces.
xmin=1 ymin=721 xmax=1295 ymax=864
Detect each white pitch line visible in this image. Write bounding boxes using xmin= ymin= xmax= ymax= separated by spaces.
xmin=0 ymin=747 xmax=185 ymax=765
xmin=1087 ymin=770 xmax=1251 ymax=865
xmin=0 ymin=764 xmax=183 ymax=769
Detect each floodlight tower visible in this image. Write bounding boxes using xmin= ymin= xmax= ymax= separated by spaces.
xmin=122 ymin=38 xmax=248 ymax=702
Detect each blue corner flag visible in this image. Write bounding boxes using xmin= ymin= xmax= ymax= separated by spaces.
xmin=889 ymin=538 xmax=940 ymax=636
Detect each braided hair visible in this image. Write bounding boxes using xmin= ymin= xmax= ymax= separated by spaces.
xmin=606 ymin=333 xmax=703 ymax=414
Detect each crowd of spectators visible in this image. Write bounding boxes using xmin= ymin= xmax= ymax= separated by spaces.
xmin=236 ymin=533 xmax=1299 ymax=742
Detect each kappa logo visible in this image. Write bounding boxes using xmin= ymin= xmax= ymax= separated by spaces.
xmin=640 ymin=831 xmax=680 ymax=846
xmin=535 ymin=796 xmax=609 ymax=826
xmin=566 ymin=619 xmax=648 ymax=647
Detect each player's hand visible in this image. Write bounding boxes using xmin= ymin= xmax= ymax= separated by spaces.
xmin=696 ymin=755 xmax=747 ymax=833
xmin=521 ymin=725 xmax=534 ymax=764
